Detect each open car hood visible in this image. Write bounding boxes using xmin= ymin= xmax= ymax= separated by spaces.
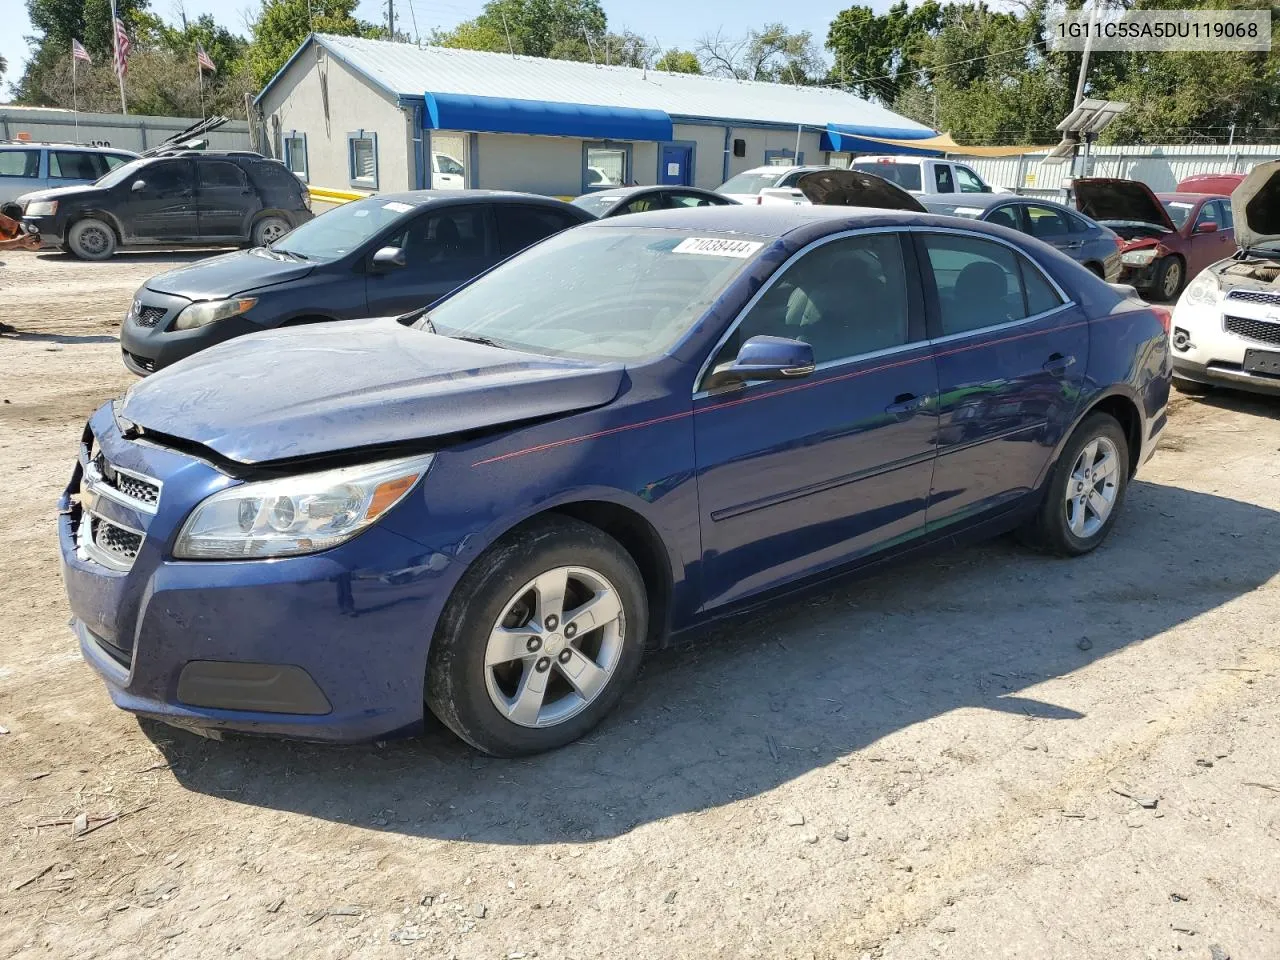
xmin=795 ymin=169 xmax=927 ymax=211
xmin=119 ymin=318 xmax=625 ymax=465
xmin=1232 ymin=159 xmax=1280 ymax=251
xmin=1074 ymin=178 xmax=1176 ymax=231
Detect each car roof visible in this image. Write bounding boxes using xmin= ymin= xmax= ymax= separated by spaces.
xmin=921 ymin=194 xmax=1010 ymax=211
xmin=584 ymin=204 xmax=1026 ymax=240
xmin=1158 ymin=192 xmax=1223 ymax=202
xmin=585 ymin=185 xmax=726 ymax=200
xmin=733 ymin=165 xmax=831 ymax=177
xmin=361 ymin=189 xmax=582 ymax=208
xmin=0 ymin=141 xmax=135 ymax=154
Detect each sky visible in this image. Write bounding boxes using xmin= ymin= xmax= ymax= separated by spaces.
xmin=1 ymin=0 xmax=884 ymax=97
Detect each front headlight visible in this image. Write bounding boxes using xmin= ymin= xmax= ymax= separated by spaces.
xmin=1182 ymin=272 xmax=1222 ymax=306
xmin=1121 ymin=248 xmax=1158 ymax=266
xmin=174 ymin=453 xmax=434 ymax=559
xmin=172 ymin=297 xmax=257 ymax=331
xmin=25 ymin=200 xmax=57 ymax=216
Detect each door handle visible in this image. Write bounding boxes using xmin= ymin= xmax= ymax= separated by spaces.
xmin=885 ymin=393 xmax=929 ymax=417
xmin=1043 ymin=353 xmax=1076 ymax=375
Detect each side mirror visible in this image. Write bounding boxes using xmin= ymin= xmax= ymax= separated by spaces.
xmin=1195 ymin=221 xmax=1218 ymax=234
xmin=130 ymin=179 xmax=147 ymax=193
xmin=704 ymin=335 xmax=815 ymax=389
xmin=371 ymin=245 xmax=407 ymax=270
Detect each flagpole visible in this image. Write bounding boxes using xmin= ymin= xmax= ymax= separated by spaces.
xmin=197 ymin=48 xmax=205 ymax=120
xmin=109 ymin=0 xmax=127 ymax=115
xmin=72 ymin=50 xmax=80 ymax=143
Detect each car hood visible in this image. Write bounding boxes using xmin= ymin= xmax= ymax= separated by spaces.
xmin=19 ymin=184 xmax=104 ymax=206
xmin=145 ymin=247 xmax=314 ymax=298
xmin=1074 ymin=178 xmax=1176 ymax=231
xmin=1232 ymin=159 xmax=1280 ymax=251
xmin=793 ymin=169 xmax=928 ymax=212
xmin=119 ymin=318 xmax=625 ymax=465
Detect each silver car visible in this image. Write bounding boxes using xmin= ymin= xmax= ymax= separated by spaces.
xmin=0 ymin=143 xmax=137 ymax=206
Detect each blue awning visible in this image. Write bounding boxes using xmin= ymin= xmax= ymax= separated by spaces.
xmin=821 ymin=124 xmax=941 ymax=156
xmin=424 ymin=92 xmax=673 ymax=142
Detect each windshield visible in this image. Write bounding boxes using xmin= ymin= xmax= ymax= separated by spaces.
xmin=272 ymin=197 xmax=414 ymax=259
xmin=95 ymin=157 xmax=150 ymax=188
xmin=417 ymin=227 xmax=766 ymax=361
xmin=717 ymin=171 xmax=786 ymax=195
xmin=852 ymin=162 xmax=923 ymax=191
xmin=570 ymin=193 xmax=619 ymax=217
xmin=1161 ymin=199 xmax=1196 ymax=228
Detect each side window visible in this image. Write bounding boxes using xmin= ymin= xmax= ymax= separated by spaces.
xmin=954 ymin=165 xmax=986 ymax=193
xmin=138 ymin=160 xmax=190 ymax=193
xmin=494 ymin=205 xmax=578 ymax=257
xmin=398 ymin=206 xmax=489 ymax=266
xmin=246 ymin=159 xmax=305 ymax=197
xmin=197 ymin=160 xmax=247 ymax=190
xmin=921 ymin=233 xmax=1063 ymax=335
xmin=1193 ymin=201 xmax=1220 ymax=231
xmin=1219 ymin=199 xmax=1234 ymax=229
xmin=934 ymin=164 xmax=955 ymax=193
xmin=0 ymin=150 xmax=40 ymax=178
xmin=667 ymin=192 xmax=723 ymax=208
xmin=619 ymin=195 xmax=662 ymax=215
xmin=1066 ymin=210 xmax=1093 ymax=233
xmin=1023 ymin=204 xmax=1071 ymax=240
xmin=715 ymin=233 xmax=911 ymax=369
xmin=984 ymin=205 xmax=1020 ymax=231
xmin=50 ymin=151 xmax=103 ymax=180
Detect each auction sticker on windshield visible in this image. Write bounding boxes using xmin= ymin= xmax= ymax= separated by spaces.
xmin=673 ymin=237 xmax=764 ymax=258
xmin=382 ymin=201 xmax=414 ymax=213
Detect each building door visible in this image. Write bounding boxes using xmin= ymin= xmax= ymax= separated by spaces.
xmin=659 ymin=143 xmax=693 ymax=186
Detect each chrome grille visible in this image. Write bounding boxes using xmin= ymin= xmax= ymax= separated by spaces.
xmin=86 ymin=450 xmax=161 ymax=512
xmin=93 ymin=516 xmax=143 ymax=562
xmin=1224 ymin=314 xmax=1280 ymax=347
xmin=1225 ymin=289 xmax=1280 ymax=306
xmin=134 ymin=305 xmax=167 ymax=328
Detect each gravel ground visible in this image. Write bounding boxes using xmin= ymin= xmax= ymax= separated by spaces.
xmin=1 ymin=248 xmax=1278 ymax=960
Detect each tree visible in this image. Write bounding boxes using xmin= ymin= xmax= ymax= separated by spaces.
xmin=827 ymin=1 xmax=940 ymax=104
xmin=26 ymin=0 xmax=155 ymax=59
xmin=244 ymin=0 xmax=378 ymax=88
xmin=655 ymin=49 xmax=700 ymax=74
xmin=433 ymin=0 xmax=607 ymax=60
xmin=695 ymin=24 xmax=825 ymax=83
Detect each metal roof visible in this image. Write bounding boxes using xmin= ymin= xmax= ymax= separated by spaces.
xmin=295 ymin=34 xmax=932 ymax=134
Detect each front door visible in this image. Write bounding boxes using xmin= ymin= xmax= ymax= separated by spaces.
xmin=659 ymin=144 xmax=693 ymax=186
xmin=126 ymin=159 xmax=195 ymax=240
xmin=1187 ymin=199 xmax=1235 ymax=276
xmin=195 ymin=159 xmax=259 ymax=240
xmin=917 ymin=230 xmax=1089 ymax=529
xmin=365 ymin=204 xmax=496 ymax=316
xmin=694 ymin=230 xmax=939 ymax=610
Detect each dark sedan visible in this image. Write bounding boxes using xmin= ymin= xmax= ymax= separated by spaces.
xmin=923 ymin=194 xmax=1123 ymax=282
xmin=570 ymin=185 xmax=737 ymax=218
xmin=119 ymin=190 xmax=594 ymax=374
xmin=63 ymin=205 xmax=1171 ymax=756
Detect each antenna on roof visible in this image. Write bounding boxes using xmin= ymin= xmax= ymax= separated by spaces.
xmin=500 ymin=11 xmax=516 ymax=57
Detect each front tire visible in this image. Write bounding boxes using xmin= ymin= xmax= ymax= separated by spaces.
xmin=426 ymin=517 xmax=648 ymax=756
xmin=1022 ymin=412 xmax=1131 ymax=556
xmin=1154 ymin=255 xmax=1184 ymax=301
xmin=67 ymin=218 xmax=117 ymax=260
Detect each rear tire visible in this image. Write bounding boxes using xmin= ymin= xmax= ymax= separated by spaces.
xmin=67 ymin=218 xmax=117 ymax=260
xmin=1020 ymin=412 xmax=1130 ymax=557
xmin=251 ymin=215 xmax=290 ymax=247
xmin=426 ymin=516 xmax=648 ymax=756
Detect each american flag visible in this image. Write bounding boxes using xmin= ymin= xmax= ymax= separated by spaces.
xmin=113 ymin=18 xmax=129 ymax=80
xmin=196 ymin=44 xmax=216 ymax=74
xmin=71 ymin=39 xmax=91 ymax=64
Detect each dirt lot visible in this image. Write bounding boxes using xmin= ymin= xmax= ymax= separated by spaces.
xmin=1 ymin=248 xmax=1278 ymax=960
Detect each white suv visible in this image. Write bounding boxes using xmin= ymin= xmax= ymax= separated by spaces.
xmin=851 ymin=156 xmax=1003 ymax=196
xmin=1170 ymin=159 xmax=1280 ymax=398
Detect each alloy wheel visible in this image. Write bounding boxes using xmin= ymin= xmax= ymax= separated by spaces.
xmin=1161 ymin=260 xmax=1183 ymax=299
xmin=260 ymin=220 xmax=287 ymax=243
xmin=483 ymin=566 xmax=625 ymax=728
xmin=1064 ymin=436 xmax=1120 ymax=539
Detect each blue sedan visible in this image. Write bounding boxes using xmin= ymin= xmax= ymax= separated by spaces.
xmin=59 ymin=206 xmax=1172 ymax=755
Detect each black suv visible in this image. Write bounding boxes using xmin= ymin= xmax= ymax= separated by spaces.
xmin=20 ymin=150 xmax=312 ymax=260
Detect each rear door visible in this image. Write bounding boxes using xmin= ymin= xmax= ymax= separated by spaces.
xmin=195 ymin=159 xmax=257 ymax=240
xmin=0 ymin=148 xmax=43 ymax=202
xmin=693 ymin=230 xmax=939 ymax=609
xmin=365 ymin=204 xmax=496 ymax=316
xmin=126 ymin=159 xmax=195 ymax=240
xmin=919 ymin=230 xmax=1089 ymax=528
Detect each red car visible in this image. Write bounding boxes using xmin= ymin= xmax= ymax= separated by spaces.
xmin=1074 ymin=179 xmax=1236 ymax=301
xmin=1176 ymin=172 xmax=1247 ymax=195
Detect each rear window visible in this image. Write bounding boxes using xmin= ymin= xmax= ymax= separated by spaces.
xmin=717 ymin=171 xmax=787 ymax=195
xmin=852 ymin=162 xmax=922 ymax=192
xmin=0 ymin=149 xmax=39 ymax=179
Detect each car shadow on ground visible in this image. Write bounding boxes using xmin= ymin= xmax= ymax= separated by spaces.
xmin=34 ymin=249 xmax=224 ymax=265
xmin=1 ymin=330 xmax=118 ymax=344
xmin=144 ymin=480 xmax=1280 ymax=844
xmin=1178 ymin=388 xmax=1279 ymax=420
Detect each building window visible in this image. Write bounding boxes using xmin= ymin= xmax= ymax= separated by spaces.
xmin=347 ymin=129 xmax=378 ymax=188
xmin=283 ymin=131 xmax=308 ymax=182
xmin=583 ymin=142 xmax=630 ymax=191
xmin=764 ymin=148 xmax=804 ymax=166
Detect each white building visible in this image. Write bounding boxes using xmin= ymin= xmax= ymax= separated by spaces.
xmin=254 ymin=33 xmax=936 ymax=198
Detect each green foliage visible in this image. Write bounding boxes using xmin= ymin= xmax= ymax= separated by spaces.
xmin=434 ymin=0 xmax=607 ymax=60
xmin=655 ymin=50 xmax=700 ymax=75
xmin=244 ymin=0 xmax=378 ymax=88
xmin=696 ymin=23 xmax=825 ymax=83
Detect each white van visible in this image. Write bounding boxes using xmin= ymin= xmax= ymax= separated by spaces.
xmin=850 ymin=156 xmax=1005 ymax=196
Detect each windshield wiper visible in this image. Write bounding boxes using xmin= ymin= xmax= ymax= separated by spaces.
xmin=449 ymin=333 xmax=504 ymax=348
xmin=275 ymin=248 xmax=309 ymax=261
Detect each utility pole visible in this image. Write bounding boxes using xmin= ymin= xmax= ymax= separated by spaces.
xmin=1070 ymin=0 xmax=1101 ymax=187
xmin=386 ymin=0 xmax=395 ymax=39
